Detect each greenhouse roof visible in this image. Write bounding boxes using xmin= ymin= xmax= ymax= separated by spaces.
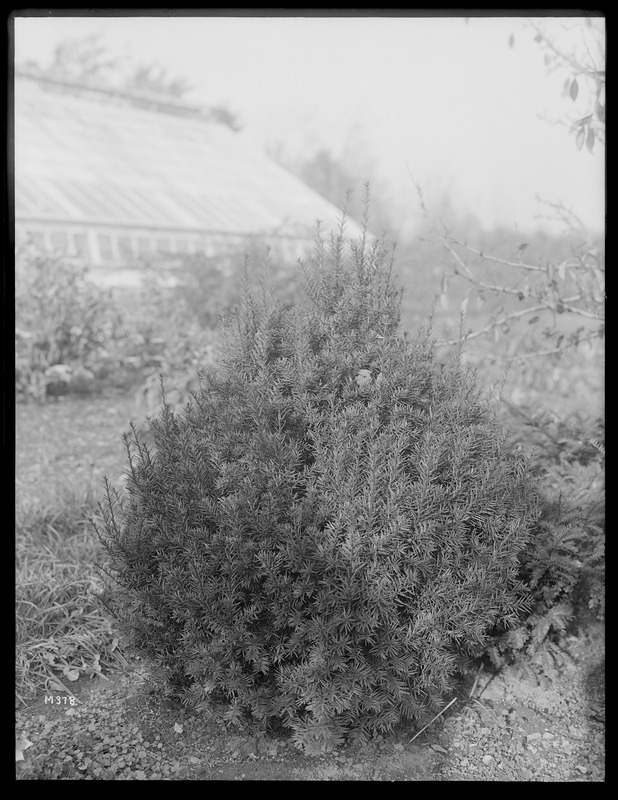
xmin=14 ymin=72 xmax=360 ymax=241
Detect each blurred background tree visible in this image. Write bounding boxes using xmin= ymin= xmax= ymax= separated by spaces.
xmin=23 ymin=32 xmax=124 ymax=84
xmin=266 ymin=122 xmax=396 ymax=237
xmin=19 ymin=30 xmax=241 ymax=129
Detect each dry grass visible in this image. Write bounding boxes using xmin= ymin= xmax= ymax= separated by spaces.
xmin=15 ymin=486 xmax=124 ymax=707
xmin=15 ymin=393 xmax=138 ymax=707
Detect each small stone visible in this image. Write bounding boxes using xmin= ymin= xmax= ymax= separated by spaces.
xmin=526 ymin=732 xmax=542 ymax=741
xmin=241 ymin=738 xmax=258 ymax=757
xmin=542 ymin=732 xmax=555 ymax=740
xmin=576 ymin=765 xmax=588 ymax=774
xmin=460 ymin=758 xmax=469 ymax=767
xmin=394 ymin=743 xmax=404 ymax=752
xmin=482 ymin=754 xmax=493 ymax=765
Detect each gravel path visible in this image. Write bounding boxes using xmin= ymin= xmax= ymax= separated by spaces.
xmin=431 ymin=628 xmax=605 ymax=781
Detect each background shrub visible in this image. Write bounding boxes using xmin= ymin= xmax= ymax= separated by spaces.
xmin=15 ymin=250 xmax=122 ymax=400
xmin=152 ymin=244 xmax=305 ymax=330
xmin=483 ymin=407 xmax=605 ymax=675
xmin=95 ymin=218 xmax=540 ymax=752
xmin=14 ymin=242 xmax=298 ymax=404
xmin=118 ymin=247 xmax=302 ymax=417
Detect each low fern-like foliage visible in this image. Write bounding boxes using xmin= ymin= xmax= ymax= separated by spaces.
xmin=484 ymin=408 xmax=605 ymax=674
xmin=95 ymin=216 xmax=539 ymax=753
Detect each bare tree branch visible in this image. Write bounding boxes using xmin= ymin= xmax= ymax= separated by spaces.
xmin=436 ymin=303 xmax=549 ymax=347
xmin=444 ymin=237 xmax=545 ymax=273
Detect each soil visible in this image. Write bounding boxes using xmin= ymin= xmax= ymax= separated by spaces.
xmin=15 ymin=627 xmax=605 ymax=781
xmin=15 ymin=393 xmax=606 ymax=781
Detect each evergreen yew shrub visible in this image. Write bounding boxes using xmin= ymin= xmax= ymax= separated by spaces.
xmin=95 ymin=217 xmax=540 ymax=753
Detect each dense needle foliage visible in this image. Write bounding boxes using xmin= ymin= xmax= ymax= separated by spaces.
xmin=95 ymin=216 xmax=540 ymax=752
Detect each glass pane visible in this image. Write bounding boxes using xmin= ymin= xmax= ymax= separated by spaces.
xmin=50 ymin=232 xmax=69 ymax=254
xmin=118 ymin=237 xmax=134 ymax=259
xmin=137 ymin=237 xmax=152 ymax=255
xmin=73 ymin=233 xmax=90 ymax=259
xmin=98 ymin=235 xmax=114 ymax=260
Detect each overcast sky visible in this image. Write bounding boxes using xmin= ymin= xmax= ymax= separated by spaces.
xmin=13 ymin=12 xmax=605 ymax=239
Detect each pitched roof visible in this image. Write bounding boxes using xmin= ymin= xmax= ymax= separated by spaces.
xmin=14 ymin=72 xmax=362 ymax=242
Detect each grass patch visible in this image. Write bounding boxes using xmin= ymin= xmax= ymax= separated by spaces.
xmin=16 ymin=487 xmax=124 ymax=707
